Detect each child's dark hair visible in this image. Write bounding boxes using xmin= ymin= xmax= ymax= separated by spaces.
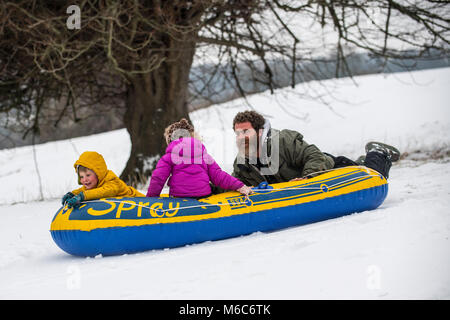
xmin=232 ymin=110 xmax=265 ymax=131
xmin=164 ymin=118 xmax=194 ymax=144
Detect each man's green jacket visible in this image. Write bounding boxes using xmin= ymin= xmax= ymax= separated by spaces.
xmin=231 ymin=128 xmax=334 ymax=186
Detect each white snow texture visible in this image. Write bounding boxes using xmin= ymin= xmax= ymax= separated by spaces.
xmin=0 ymin=67 xmax=449 ymax=299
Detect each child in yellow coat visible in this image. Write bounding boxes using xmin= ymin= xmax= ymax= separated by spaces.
xmin=62 ymin=151 xmax=144 ymax=208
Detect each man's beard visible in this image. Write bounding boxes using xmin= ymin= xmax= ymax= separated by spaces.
xmin=238 ymin=136 xmax=259 ymax=164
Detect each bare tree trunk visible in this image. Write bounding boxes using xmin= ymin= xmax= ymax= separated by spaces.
xmin=120 ymin=38 xmax=196 ymax=186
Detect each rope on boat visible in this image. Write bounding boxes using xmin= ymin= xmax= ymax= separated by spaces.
xmin=77 ymin=166 xmax=383 ymax=214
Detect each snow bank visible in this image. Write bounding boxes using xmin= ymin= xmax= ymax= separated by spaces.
xmin=191 ymin=67 xmax=450 ymax=169
xmin=1 ymin=67 xmax=448 ymax=205
xmin=0 ymin=158 xmax=448 ymax=299
xmin=0 ymin=67 xmax=449 ymax=299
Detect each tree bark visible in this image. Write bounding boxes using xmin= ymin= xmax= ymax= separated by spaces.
xmin=120 ymin=37 xmax=196 ymax=187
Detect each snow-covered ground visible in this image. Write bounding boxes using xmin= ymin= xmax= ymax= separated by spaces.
xmin=0 ymin=67 xmax=449 ymax=299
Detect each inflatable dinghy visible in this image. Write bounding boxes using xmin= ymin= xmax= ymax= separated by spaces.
xmin=50 ymin=166 xmax=388 ymax=256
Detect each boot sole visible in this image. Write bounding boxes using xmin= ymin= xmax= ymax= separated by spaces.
xmin=365 ymin=141 xmax=400 ymax=162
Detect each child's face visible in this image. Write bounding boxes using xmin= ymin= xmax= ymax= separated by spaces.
xmin=79 ymin=169 xmax=99 ymax=190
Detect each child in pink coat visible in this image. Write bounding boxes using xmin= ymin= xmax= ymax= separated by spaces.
xmin=146 ymin=118 xmax=253 ymax=199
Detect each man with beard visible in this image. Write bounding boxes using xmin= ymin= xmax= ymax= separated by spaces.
xmin=229 ymin=110 xmax=399 ymax=187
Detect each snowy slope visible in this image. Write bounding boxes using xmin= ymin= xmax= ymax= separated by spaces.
xmin=0 ymin=67 xmax=449 ymax=299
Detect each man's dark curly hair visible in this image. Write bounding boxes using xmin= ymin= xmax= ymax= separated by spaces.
xmin=232 ymin=110 xmax=265 ymax=131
